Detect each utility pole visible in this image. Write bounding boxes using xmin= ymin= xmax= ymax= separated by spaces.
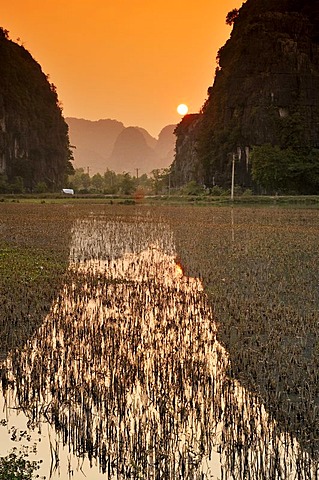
xmin=136 ymin=168 xmax=139 ymax=179
xmin=231 ymin=153 xmax=235 ymax=201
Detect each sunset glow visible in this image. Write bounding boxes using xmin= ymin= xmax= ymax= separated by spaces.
xmin=175 ymin=263 xmax=184 ymax=276
xmin=177 ymin=103 xmax=189 ymax=115
xmin=2 ymin=0 xmax=243 ymax=136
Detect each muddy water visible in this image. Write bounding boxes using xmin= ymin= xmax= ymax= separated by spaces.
xmin=0 ymin=210 xmax=316 ymax=479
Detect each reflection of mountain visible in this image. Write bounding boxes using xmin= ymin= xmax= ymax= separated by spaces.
xmin=1 ymin=209 xmax=314 ymax=479
xmin=66 ymin=117 xmax=176 ymax=175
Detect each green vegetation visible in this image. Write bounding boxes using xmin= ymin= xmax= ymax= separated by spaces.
xmin=0 ymin=421 xmax=44 ymax=480
xmin=0 ymin=204 xmax=72 ymax=355
xmin=0 ymin=451 xmax=42 ymax=480
xmin=251 ymin=144 xmax=319 ymax=194
xmin=67 ymin=167 xmax=170 ymax=196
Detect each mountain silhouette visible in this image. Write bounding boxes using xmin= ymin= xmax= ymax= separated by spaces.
xmin=66 ymin=118 xmax=124 ymax=174
xmin=0 ymin=28 xmax=73 ymax=191
xmin=155 ymin=125 xmax=177 ymax=169
xmin=66 ymin=117 xmax=176 ymax=175
xmin=171 ymin=0 xmax=319 ymax=193
xmin=108 ymin=127 xmax=158 ymax=174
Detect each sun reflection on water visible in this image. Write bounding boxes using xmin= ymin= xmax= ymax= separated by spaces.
xmin=0 ymin=213 xmax=315 ymax=478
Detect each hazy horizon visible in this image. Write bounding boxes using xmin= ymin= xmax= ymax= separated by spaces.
xmin=2 ymin=0 xmax=242 ymax=137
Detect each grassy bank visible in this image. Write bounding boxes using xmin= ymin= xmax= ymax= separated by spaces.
xmin=1 ymin=193 xmax=319 ymax=206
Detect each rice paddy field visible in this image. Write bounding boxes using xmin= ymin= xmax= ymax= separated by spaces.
xmin=0 ymin=202 xmax=319 ymax=479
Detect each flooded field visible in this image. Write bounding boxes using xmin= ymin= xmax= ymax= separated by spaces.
xmin=0 ymin=203 xmax=319 ymax=479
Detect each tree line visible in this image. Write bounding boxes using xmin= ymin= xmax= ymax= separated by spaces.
xmin=67 ymin=168 xmax=171 ymax=196
xmin=0 ymin=168 xmax=172 ymax=195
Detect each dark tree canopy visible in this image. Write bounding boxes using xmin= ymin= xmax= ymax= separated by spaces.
xmin=251 ymin=145 xmax=319 ymax=194
xmin=225 ymin=9 xmax=239 ymax=26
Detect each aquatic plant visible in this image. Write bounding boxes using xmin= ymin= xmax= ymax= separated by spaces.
xmin=170 ymin=206 xmax=319 ymax=461
xmin=1 ymin=204 xmax=319 ymax=478
xmin=0 ymin=450 xmax=41 ymax=480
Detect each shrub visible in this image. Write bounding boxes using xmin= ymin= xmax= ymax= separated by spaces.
xmin=0 ymin=451 xmax=42 ymax=480
xmin=242 ymin=188 xmax=253 ymax=197
xmin=210 ymin=186 xmax=224 ymax=196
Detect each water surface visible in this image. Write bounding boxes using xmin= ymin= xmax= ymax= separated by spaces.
xmin=1 ymin=206 xmax=318 ymax=478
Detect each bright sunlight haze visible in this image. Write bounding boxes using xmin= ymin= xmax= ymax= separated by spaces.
xmin=3 ymin=0 xmax=242 ymax=136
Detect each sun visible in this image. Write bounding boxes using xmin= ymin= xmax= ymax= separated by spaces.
xmin=177 ymin=103 xmax=188 ymax=115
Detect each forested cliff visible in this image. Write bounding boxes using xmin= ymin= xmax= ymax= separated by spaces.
xmin=171 ymin=0 xmax=319 ymax=194
xmin=0 ymin=28 xmax=73 ymax=192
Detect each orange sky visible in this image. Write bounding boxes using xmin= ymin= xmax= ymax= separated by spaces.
xmin=3 ymin=0 xmax=243 ymax=137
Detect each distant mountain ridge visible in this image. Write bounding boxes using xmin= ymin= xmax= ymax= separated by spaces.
xmin=66 ymin=117 xmax=176 ymax=175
